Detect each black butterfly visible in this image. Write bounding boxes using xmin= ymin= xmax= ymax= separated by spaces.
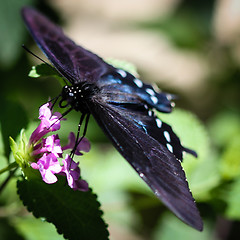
xmin=22 ymin=7 xmax=203 ymax=231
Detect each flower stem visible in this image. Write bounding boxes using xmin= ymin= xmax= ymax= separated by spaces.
xmin=0 ymin=167 xmax=18 ymax=194
xmin=0 ymin=162 xmax=18 ymax=175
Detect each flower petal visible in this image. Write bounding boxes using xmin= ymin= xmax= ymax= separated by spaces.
xmin=32 ymin=153 xmax=62 ymax=184
xmin=60 ymin=155 xmax=86 ymax=190
xmin=62 ymin=132 xmax=91 ymax=155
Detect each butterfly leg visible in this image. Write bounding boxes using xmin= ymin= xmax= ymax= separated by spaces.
xmin=77 ymin=113 xmax=90 ymax=145
xmin=70 ymin=113 xmax=85 ymax=158
xmin=70 ymin=113 xmax=90 ymax=158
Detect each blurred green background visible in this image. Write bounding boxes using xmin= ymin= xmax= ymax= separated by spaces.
xmin=1 ymin=0 xmax=240 ymax=239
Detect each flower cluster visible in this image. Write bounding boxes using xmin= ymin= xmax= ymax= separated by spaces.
xmin=28 ymin=103 xmax=90 ymax=191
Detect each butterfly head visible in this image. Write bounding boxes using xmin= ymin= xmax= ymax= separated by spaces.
xmin=59 ymin=83 xmax=98 ymax=113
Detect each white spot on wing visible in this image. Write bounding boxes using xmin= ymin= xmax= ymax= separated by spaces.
xmin=166 ymin=94 xmax=173 ymax=101
xmin=171 ymin=102 xmax=175 ymax=107
xmin=166 ymin=143 xmax=173 ymax=153
xmin=133 ymin=78 xmax=143 ymax=88
xmin=163 ymin=131 xmax=171 ymax=142
xmin=117 ymin=69 xmax=127 ymax=78
xmin=155 ymin=118 xmax=162 ymax=128
xmin=140 ymin=173 xmax=144 ymax=178
xmin=150 ymin=96 xmax=158 ymax=104
xmin=146 ymin=88 xmax=155 ymax=96
xmin=148 ymin=110 xmax=152 ymax=116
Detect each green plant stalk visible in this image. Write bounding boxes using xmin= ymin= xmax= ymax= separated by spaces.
xmin=0 ymin=162 xmax=18 ymax=175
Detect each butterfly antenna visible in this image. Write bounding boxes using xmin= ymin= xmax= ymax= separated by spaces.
xmin=48 ymin=95 xmax=61 ymax=110
xmin=22 ymin=44 xmax=53 ymax=68
xmin=48 ymin=107 xmax=73 ymax=130
xmin=22 ymin=44 xmax=69 ymax=85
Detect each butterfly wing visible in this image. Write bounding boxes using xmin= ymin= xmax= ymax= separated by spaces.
xmin=96 ymin=73 xmax=197 ymax=161
xmin=21 ymin=7 xmax=115 ymax=84
xmin=87 ymin=98 xmax=202 ymax=231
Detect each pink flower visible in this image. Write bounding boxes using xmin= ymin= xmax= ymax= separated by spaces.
xmin=30 ymin=103 xmax=62 ymax=144
xmin=62 ymin=132 xmax=91 ymax=155
xmin=60 ymin=155 xmax=88 ymax=191
xmin=28 ymin=103 xmax=90 ymax=191
xmin=31 ymin=153 xmax=62 ymax=184
xmin=32 ymin=135 xmax=62 ymax=157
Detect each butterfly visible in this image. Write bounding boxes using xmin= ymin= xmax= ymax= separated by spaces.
xmin=22 ymin=7 xmax=203 ymax=231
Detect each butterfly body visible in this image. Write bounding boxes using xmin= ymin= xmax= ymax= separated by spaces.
xmin=60 ymin=83 xmax=98 ymax=113
xmin=22 ymin=7 xmax=203 ymax=231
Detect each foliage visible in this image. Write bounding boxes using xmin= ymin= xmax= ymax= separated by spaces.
xmin=17 ymin=178 xmax=108 ymax=240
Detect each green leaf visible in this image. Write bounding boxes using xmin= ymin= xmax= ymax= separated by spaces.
xmin=157 ymin=108 xmax=209 ymax=170
xmin=29 ymin=64 xmax=65 ymax=86
xmin=153 ymin=212 xmax=215 ymax=240
xmin=225 ymin=177 xmax=240 ymax=219
xmin=17 ymin=177 xmax=109 ymax=240
xmin=28 ymin=66 xmax=41 ymax=78
xmin=208 ymin=111 xmax=240 ymax=147
xmin=28 ymin=64 xmax=58 ymax=78
xmin=220 ymin=136 xmax=240 ymax=180
xmin=186 ymin=154 xmax=220 ymax=201
xmin=157 ymin=108 xmax=209 ymax=160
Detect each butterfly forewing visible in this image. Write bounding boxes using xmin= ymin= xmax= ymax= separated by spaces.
xmin=22 ymin=7 xmax=114 ymax=84
xmin=88 ymin=99 xmax=202 ymax=230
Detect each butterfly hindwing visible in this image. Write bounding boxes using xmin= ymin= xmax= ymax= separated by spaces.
xmin=117 ymin=104 xmax=185 ymax=160
xmin=99 ymin=69 xmax=174 ymax=113
xmin=97 ymin=71 xmax=197 ymax=160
